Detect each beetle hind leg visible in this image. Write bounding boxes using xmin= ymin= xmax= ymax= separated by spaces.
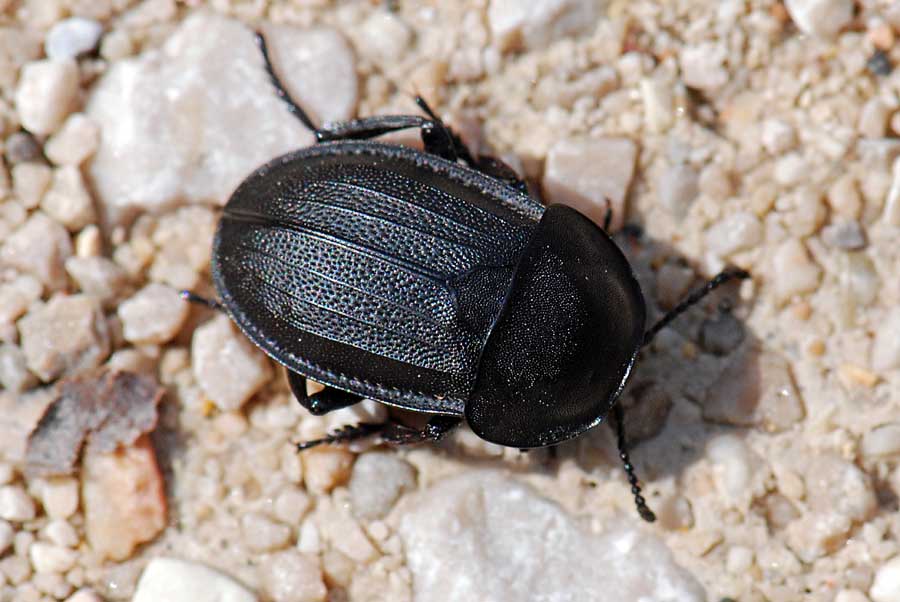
xmin=287 ymin=371 xmax=362 ymax=416
xmin=293 ymin=415 xmax=461 ymax=452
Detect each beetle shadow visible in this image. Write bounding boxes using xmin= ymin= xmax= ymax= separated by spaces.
xmin=436 ymin=226 xmax=764 ymax=502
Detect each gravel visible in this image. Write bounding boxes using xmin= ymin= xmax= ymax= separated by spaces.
xmin=0 ymin=3 xmax=897 ymax=602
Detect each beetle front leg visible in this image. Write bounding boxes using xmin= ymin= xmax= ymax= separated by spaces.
xmin=287 ymin=371 xmax=362 ymax=416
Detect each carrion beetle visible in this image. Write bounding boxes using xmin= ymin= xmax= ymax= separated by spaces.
xmin=188 ymin=33 xmax=749 ymax=522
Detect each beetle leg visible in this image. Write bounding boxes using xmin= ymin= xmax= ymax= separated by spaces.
xmin=295 ymin=423 xmax=384 ymax=451
xmin=611 ymin=403 xmax=656 ymax=523
xmin=642 ymin=269 xmax=751 ymax=346
xmin=379 ymin=415 xmax=461 ymax=445
xmin=287 ymin=371 xmax=362 ymax=416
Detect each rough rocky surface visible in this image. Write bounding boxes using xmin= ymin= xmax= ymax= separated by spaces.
xmin=0 ymin=2 xmax=898 ymax=602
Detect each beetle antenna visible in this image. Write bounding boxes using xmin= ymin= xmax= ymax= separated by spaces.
xmin=612 ymin=403 xmax=656 ymax=522
xmin=642 ymin=269 xmax=750 ymax=346
xmin=255 ymin=31 xmax=320 ymax=134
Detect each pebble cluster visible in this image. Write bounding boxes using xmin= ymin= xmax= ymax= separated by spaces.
xmin=0 ymin=0 xmax=898 ymax=601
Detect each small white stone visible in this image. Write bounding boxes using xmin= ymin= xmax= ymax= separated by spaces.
xmin=192 ymin=314 xmax=272 ymax=411
xmin=0 ymin=344 xmax=38 ymax=392
xmin=349 ymin=452 xmax=417 ymax=520
xmin=44 ymin=17 xmax=103 ymax=60
xmin=862 ymin=423 xmax=900 ymax=459
xmin=65 ymin=256 xmax=129 ymax=303
xmin=641 ymin=77 xmax=674 ymax=133
xmin=487 ymin=0 xmax=600 ymax=51
xmin=821 ymin=220 xmax=866 ymax=250
xmin=0 ymin=520 xmax=13 ymax=554
xmin=259 ymin=550 xmax=326 ymax=602
xmin=133 ymin=557 xmax=258 ymax=602
xmin=704 ymin=211 xmax=763 ymax=257
xmin=762 ymin=119 xmax=796 ymax=155
xmin=43 ymin=519 xmax=79 ymax=548
xmin=707 ymin=434 xmax=755 ymax=505
xmin=18 ymin=294 xmax=110 ymax=382
xmin=785 ymin=0 xmax=854 ymax=37
xmin=835 ymin=590 xmax=871 ymax=602
xmin=273 ymin=487 xmax=310 ymax=526
xmin=543 ymin=137 xmax=637 ymax=232
xmin=14 ymin=59 xmax=80 ymax=136
xmin=242 ymin=512 xmax=292 ymax=553
xmin=873 ymin=310 xmax=900 ymax=372
xmin=75 ymin=225 xmax=102 ymax=258
xmin=726 ymin=546 xmax=754 ymax=574
xmin=316 ymin=499 xmax=379 ymax=564
xmin=11 ymin=162 xmax=52 ymax=209
xmin=658 ymin=164 xmax=699 ymax=218
xmin=871 ymin=555 xmax=900 ymax=602
xmin=118 ymin=283 xmax=189 ymax=345
xmin=774 ymin=153 xmax=808 ymax=186
xmin=883 ymin=157 xmax=900 ymax=227
xmin=100 ymin=29 xmax=133 ymax=61
xmin=0 ymin=274 xmax=42 ymax=326
xmin=772 ymin=239 xmax=821 ymax=301
xmin=698 ymin=164 xmax=733 ymax=201
xmin=39 ymin=477 xmax=78 ymax=520
xmin=29 ymin=541 xmax=78 ymax=573
xmin=65 ymin=589 xmax=105 ymax=602
xmin=680 ymin=42 xmax=728 ymax=90
xmin=358 ymin=12 xmax=412 ymax=62
xmin=302 ymin=447 xmax=354 ymax=495
xmin=0 ymin=485 xmax=36 ymax=522
xmin=297 ymin=519 xmax=321 ymax=555
xmin=859 ymin=99 xmax=891 ymax=139
xmin=45 ymin=114 xmax=101 ymax=166
xmin=40 ymin=166 xmax=96 ymax=231
xmin=1 ymin=211 xmax=72 ymax=290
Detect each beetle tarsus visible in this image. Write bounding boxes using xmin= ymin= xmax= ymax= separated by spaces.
xmin=642 ymin=268 xmax=750 ymax=346
xmin=180 ymin=290 xmax=224 ymax=311
xmin=294 ymin=422 xmax=384 ymax=451
xmin=612 ymin=403 xmax=656 ymax=523
xmin=380 ymin=415 xmax=461 ymax=445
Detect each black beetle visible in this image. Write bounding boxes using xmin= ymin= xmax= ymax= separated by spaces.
xmin=191 ymin=33 xmax=749 ymax=522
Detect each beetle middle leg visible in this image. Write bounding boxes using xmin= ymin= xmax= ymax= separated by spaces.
xmin=294 ymin=415 xmax=461 ymax=451
xmin=287 ymin=371 xmax=362 ymax=416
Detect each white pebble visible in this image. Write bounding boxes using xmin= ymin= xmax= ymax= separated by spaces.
xmin=883 ymin=156 xmax=900 ymax=227
xmin=14 ymin=59 xmax=80 ymax=136
xmin=40 ymin=166 xmax=96 ymax=231
xmin=680 ymin=42 xmax=728 ymax=90
xmin=772 ymin=239 xmax=821 ymax=301
xmin=316 ymin=499 xmax=379 ymax=563
xmin=358 ymin=12 xmax=412 ymax=62
xmin=133 ymin=557 xmax=258 ymax=602
xmin=11 ymin=163 xmax=52 ymax=209
xmin=858 ymin=98 xmax=890 ymax=139
xmin=302 ymin=448 xmax=354 ymax=495
xmin=349 ymin=452 xmax=417 ymax=520
xmin=658 ymin=164 xmax=699 ymax=218
xmin=872 ymin=555 xmax=900 ymax=602
xmin=241 ymin=512 xmax=292 ymax=553
xmin=192 ymin=314 xmax=272 ymax=411
xmin=543 ymin=137 xmax=637 ymax=231
xmin=118 ymin=283 xmax=189 ymax=344
xmin=726 ymin=546 xmax=754 ymax=574
xmin=487 ymin=0 xmax=599 ymax=51
xmin=0 ymin=520 xmax=13 ymax=554
xmin=45 ymin=17 xmax=103 ymax=60
xmin=273 ymin=487 xmax=310 ymax=526
xmin=18 ymin=294 xmax=110 ymax=382
xmin=774 ymin=153 xmax=807 ymax=186
xmin=45 ymin=114 xmax=101 ymax=166
xmin=641 ymin=77 xmax=675 ymax=133
xmin=30 ymin=542 xmax=78 ymax=573
xmin=705 ymin=211 xmax=762 ymax=257
xmin=873 ymin=310 xmax=900 ymax=372
xmin=39 ymin=477 xmax=79 ymax=520
xmin=1 ymin=211 xmax=73 ymax=291
xmin=707 ymin=435 xmax=755 ymax=506
xmin=65 ymin=256 xmax=129 ymax=303
xmin=785 ymin=0 xmax=854 ymax=37
xmin=43 ymin=520 xmax=78 ymax=548
xmin=297 ymin=519 xmax=321 ymax=555
xmin=0 ymin=485 xmax=36 ymax=522
xmin=862 ymin=424 xmax=900 ymax=460
xmin=0 ymin=343 xmax=38 ymax=392
xmin=762 ymin=119 xmax=796 ymax=155
xmin=836 ymin=590 xmax=871 ymax=602
xmin=65 ymin=589 xmax=105 ymax=602
xmin=258 ymin=550 xmax=326 ymax=602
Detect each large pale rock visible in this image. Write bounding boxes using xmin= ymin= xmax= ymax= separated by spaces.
xmin=86 ymin=13 xmax=357 ymax=223
xmin=397 ymin=472 xmax=705 ymax=602
xmin=542 ymin=137 xmax=637 ymax=232
xmin=133 ymin=557 xmax=257 ymax=602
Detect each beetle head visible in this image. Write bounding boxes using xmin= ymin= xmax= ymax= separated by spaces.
xmin=466 ymin=204 xmax=646 ymax=448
